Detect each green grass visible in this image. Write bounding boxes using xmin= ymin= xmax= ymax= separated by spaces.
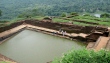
xmin=52 ymin=17 xmax=110 ymax=26
xmin=99 ymin=22 xmax=110 ymax=26
xmin=0 ymin=15 xmax=110 ymax=27
xmin=73 ymin=22 xmax=94 ymax=26
xmin=0 ymin=61 xmax=11 ymax=63
xmin=52 ymin=17 xmax=98 ymax=26
xmin=69 ymin=15 xmax=110 ymax=22
xmin=0 ymin=23 xmax=6 ymax=27
xmin=53 ymin=18 xmax=70 ymax=22
xmin=0 ymin=16 xmax=45 ymax=28
xmin=12 ymin=16 xmax=45 ymax=21
xmin=30 ymin=16 xmax=45 ymax=20
xmin=57 ymin=15 xmax=110 ymax=26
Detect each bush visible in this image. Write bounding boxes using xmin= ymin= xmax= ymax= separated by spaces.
xmin=52 ymin=49 xmax=110 ymax=63
xmin=61 ymin=13 xmax=66 ymax=17
xmin=100 ymin=13 xmax=110 ymax=18
xmin=70 ymin=12 xmax=79 ymax=16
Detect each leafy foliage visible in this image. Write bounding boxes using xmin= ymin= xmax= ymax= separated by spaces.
xmin=70 ymin=12 xmax=78 ymax=16
xmin=83 ymin=14 xmax=91 ymax=16
xmin=61 ymin=13 xmax=66 ymax=17
xmin=52 ymin=49 xmax=110 ymax=63
xmin=100 ymin=13 xmax=110 ymax=18
xmin=0 ymin=10 xmax=2 ymax=16
xmin=0 ymin=0 xmax=110 ymax=20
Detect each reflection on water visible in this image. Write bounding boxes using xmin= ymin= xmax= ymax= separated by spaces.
xmin=94 ymin=14 xmax=101 ymax=18
xmin=0 ymin=30 xmax=85 ymax=63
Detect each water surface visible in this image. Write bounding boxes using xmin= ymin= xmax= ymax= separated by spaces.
xmin=0 ymin=30 xmax=85 ymax=63
xmin=94 ymin=14 xmax=101 ymax=18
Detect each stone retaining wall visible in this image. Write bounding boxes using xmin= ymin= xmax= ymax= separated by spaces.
xmin=0 ymin=19 xmax=109 ymax=42
xmin=0 ymin=21 xmax=24 ymax=33
xmin=23 ymin=20 xmax=96 ymax=34
xmin=0 ymin=27 xmax=26 ymax=42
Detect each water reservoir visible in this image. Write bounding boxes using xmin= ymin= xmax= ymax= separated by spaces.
xmin=0 ymin=30 xmax=85 ymax=63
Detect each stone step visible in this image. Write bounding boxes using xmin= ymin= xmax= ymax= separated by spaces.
xmin=105 ymin=38 xmax=110 ymax=50
xmin=87 ymin=36 xmax=110 ymax=51
xmin=93 ymin=36 xmax=110 ymax=51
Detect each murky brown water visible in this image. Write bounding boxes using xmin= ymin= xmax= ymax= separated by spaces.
xmin=0 ymin=30 xmax=85 ymax=63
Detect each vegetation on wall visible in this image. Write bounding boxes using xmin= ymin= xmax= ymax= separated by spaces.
xmin=52 ymin=49 xmax=110 ymax=63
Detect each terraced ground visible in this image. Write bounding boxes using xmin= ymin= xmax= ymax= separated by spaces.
xmin=0 ymin=16 xmax=45 ymax=27
xmin=0 ymin=15 xmax=110 ymax=28
xmin=52 ymin=15 xmax=110 ymax=26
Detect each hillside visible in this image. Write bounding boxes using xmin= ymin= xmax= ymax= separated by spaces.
xmin=0 ymin=0 xmax=110 ymax=20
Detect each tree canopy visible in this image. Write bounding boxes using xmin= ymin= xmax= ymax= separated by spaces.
xmin=0 ymin=0 xmax=110 ymax=20
xmin=61 ymin=13 xmax=66 ymax=17
xmin=0 ymin=10 xmax=2 ymax=16
xmin=100 ymin=13 xmax=110 ymax=18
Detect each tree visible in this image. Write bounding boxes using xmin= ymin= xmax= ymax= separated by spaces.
xmin=100 ymin=13 xmax=110 ymax=18
xmin=32 ymin=9 xmax=40 ymax=16
xmin=61 ymin=13 xmax=66 ymax=17
xmin=70 ymin=12 xmax=77 ymax=15
xmin=17 ymin=12 xmax=31 ymax=18
xmin=70 ymin=12 xmax=79 ymax=17
xmin=0 ymin=10 xmax=2 ymax=17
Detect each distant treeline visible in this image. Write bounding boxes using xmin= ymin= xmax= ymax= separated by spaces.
xmin=0 ymin=0 xmax=110 ymax=20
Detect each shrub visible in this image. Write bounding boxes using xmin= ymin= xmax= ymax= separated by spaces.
xmin=100 ymin=13 xmax=110 ymax=18
xmin=70 ymin=12 xmax=79 ymax=17
xmin=61 ymin=13 xmax=66 ymax=17
xmin=52 ymin=49 xmax=110 ymax=63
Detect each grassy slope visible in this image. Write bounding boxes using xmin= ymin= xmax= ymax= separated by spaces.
xmin=52 ymin=15 xmax=110 ymax=26
xmin=0 ymin=15 xmax=110 ymax=28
